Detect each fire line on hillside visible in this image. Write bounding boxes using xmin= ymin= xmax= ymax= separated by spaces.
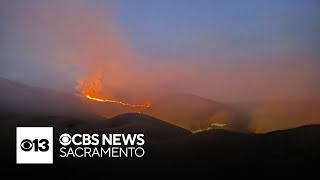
xmin=76 ymin=72 xmax=151 ymax=112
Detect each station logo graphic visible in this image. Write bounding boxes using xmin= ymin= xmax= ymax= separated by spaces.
xmin=16 ymin=127 xmax=53 ymax=164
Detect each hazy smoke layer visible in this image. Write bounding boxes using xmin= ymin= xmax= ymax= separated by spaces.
xmin=1 ymin=0 xmax=319 ymax=102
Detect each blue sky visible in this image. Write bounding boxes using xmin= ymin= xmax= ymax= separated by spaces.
xmin=114 ymin=0 xmax=320 ymax=62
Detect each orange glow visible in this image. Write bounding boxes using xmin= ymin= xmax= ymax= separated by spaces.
xmin=76 ymin=71 xmax=151 ymax=111
xmin=85 ymin=95 xmax=151 ymax=108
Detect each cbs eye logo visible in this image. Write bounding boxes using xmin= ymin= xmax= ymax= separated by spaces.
xmin=59 ymin=133 xmax=71 ymax=146
xmin=20 ymin=139 xmax=49 ymax=152
xmin=16 ymin=127 xmax=53 ymax=164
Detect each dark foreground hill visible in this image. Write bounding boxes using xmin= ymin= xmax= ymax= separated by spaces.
xmin=1 ymin=112 xmax=320 ymax=174
xmin=0 ymin=112 xmax=190 ymax=149
xmin=154 ymin=125 xmax=320 ymax=168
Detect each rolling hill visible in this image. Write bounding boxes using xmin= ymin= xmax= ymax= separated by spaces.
xmin=0 ymin=77 xmax=92 ymax=117
xmin=145 ymin=94 xmax=250 ymax=132
xmin=1 ymin=76 xmax=319 ymax=134
xmin=1 ymin=111 xmax=319 ymax=172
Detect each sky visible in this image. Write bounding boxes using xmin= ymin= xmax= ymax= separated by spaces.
xmin=1 ymin=0 xmax=320 ymax=102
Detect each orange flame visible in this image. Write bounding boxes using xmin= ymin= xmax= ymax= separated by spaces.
xmin=85 ymin=95 xmax=151 ymax=108
xmin=76 ymin=71 xmax=151 ymax=110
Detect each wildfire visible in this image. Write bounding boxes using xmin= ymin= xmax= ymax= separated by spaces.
xmin=211 ymin=123 xmax=226 ymax=127
xmin=85 ymin=95 xmax=151 ymax=108
xmin=76 ymin=71 xmax=151 ymax=110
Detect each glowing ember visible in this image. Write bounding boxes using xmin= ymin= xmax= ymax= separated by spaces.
xmin=86 ymin=95 xmax=151 ymax=108
xmin=192 ymin=123 xmax=227 ymax=133
xmin=211 ymin=123 xmax=226 ymax=127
